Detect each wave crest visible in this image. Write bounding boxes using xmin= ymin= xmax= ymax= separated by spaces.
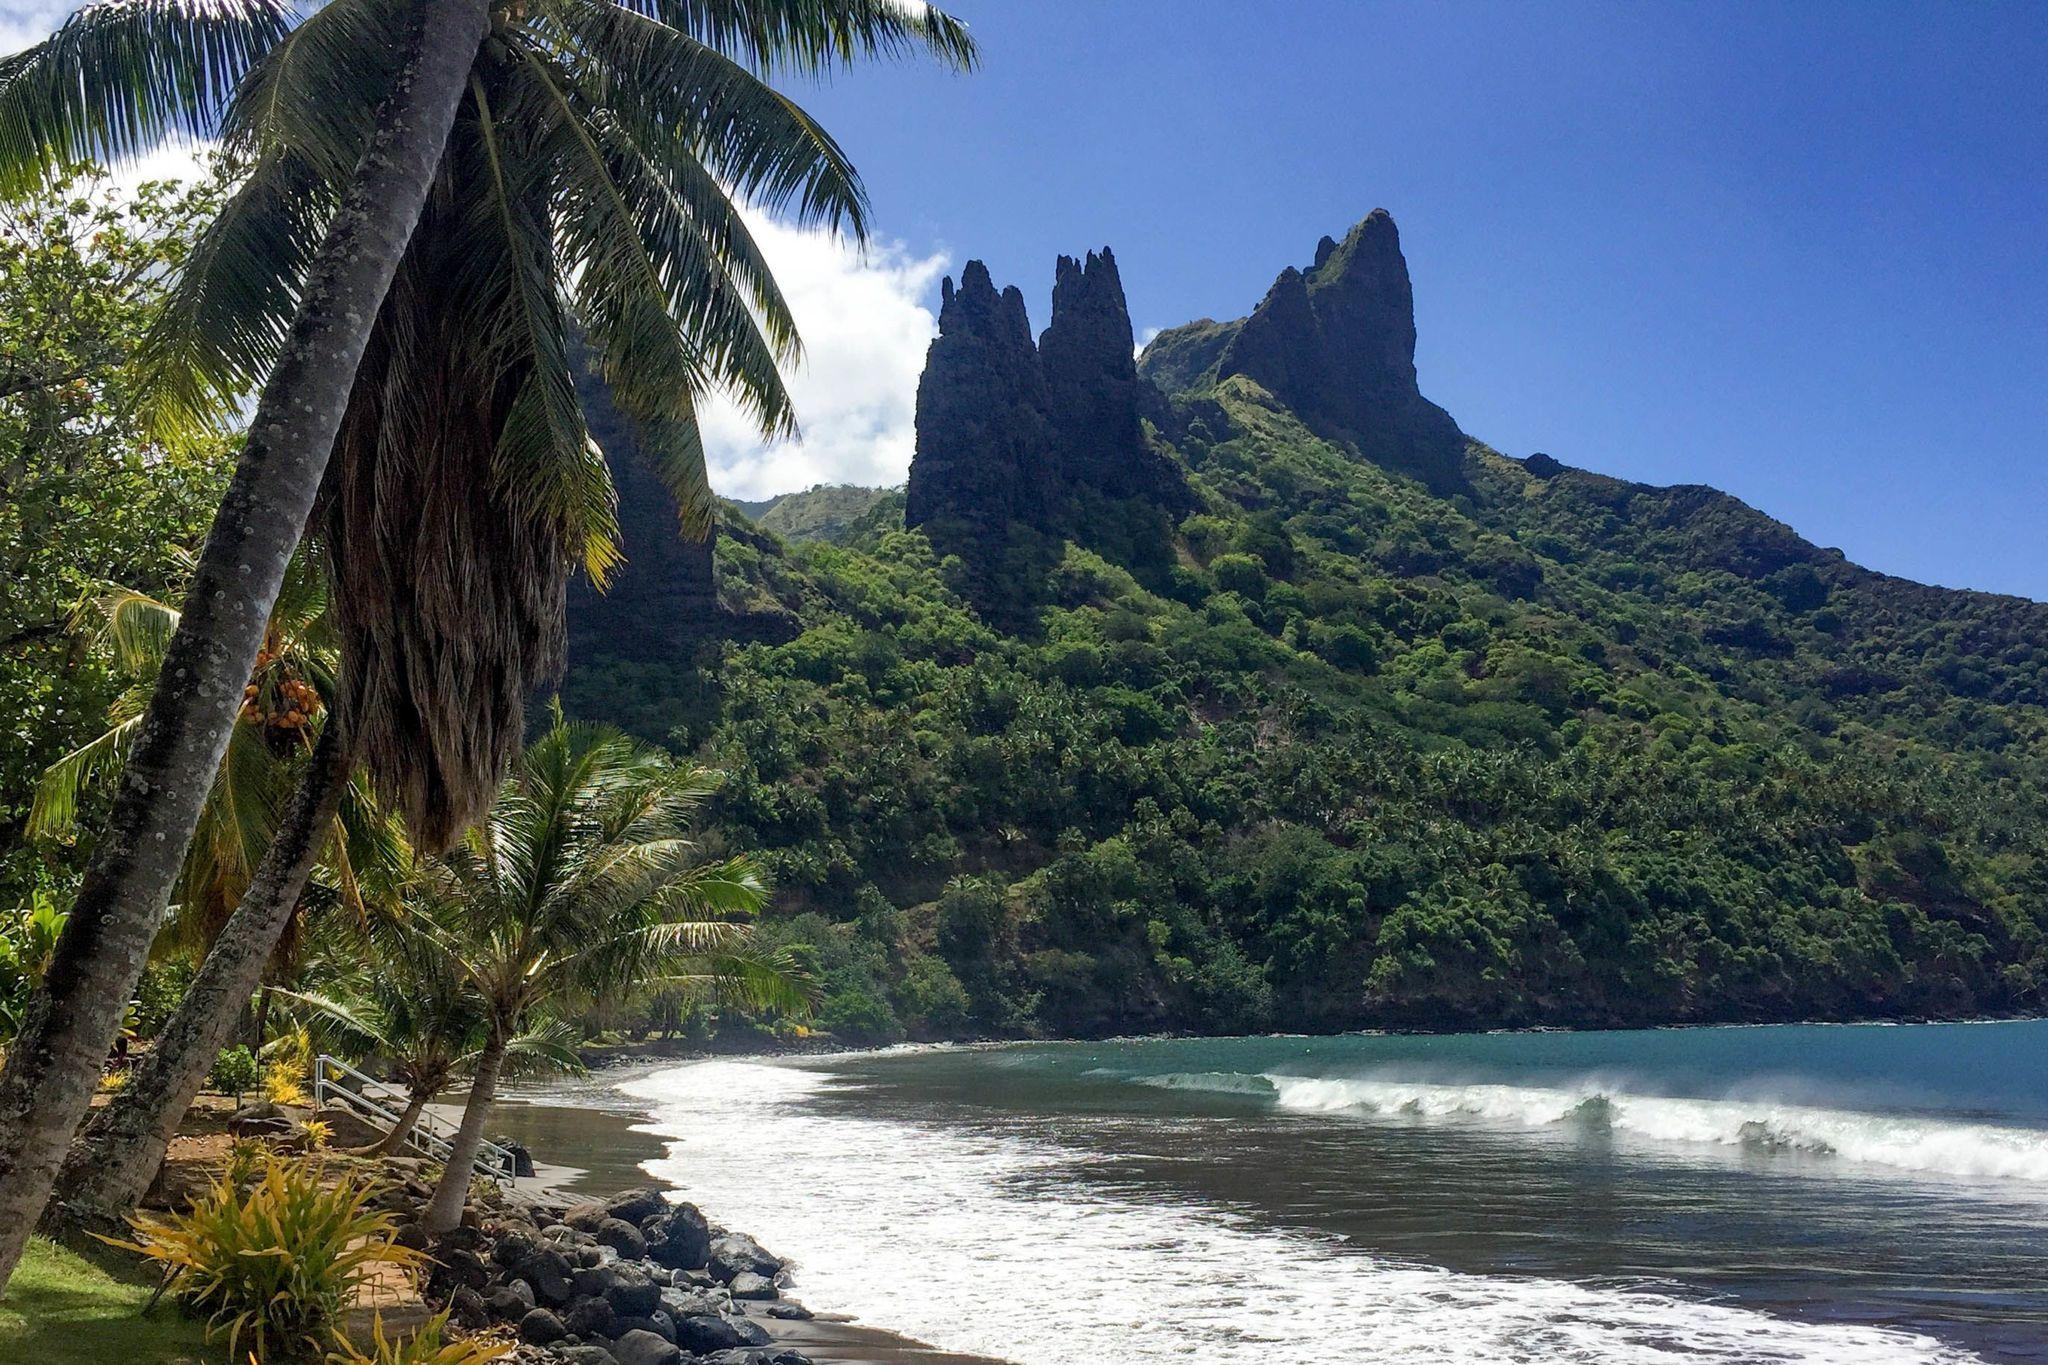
xmin=1224 ymin=1073 xmax=2048 ymax=1185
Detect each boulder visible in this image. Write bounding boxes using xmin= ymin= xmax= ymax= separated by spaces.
xmin=307 ymin=1104 xmax=386 ymax=1148
xmin=707 ymin=1232 xmax=780 ymax=1282
xmin=607 ymin=1187 xmax=671 ymax=1226
xmin=594 ymin=1218 xmax=647 ymax=1259
xmin=564 ymin=1201 xmax=610 ymax=1233
xmin=764 ymin=1302 xmax=813 ymax=1320
xmin=513 ymin=1246 xmax=575 ymax=1307
xmin=431 ymin=1246 xmax=491 ymax=1293
xmin=675 ymin=1315 xmax=749 ymax=1353
xmin=644 ymin=1204 xmax=711 ymax=1269
xmin=555 ymin=1347 xmax=619 ymax=1365
xmin=565 ymin=1295 xmax=617 ymax=1339
xmin=226 ymin=1101 xmax=302 ymax=1137
xmin=485 ymin=1281 xmax=536 ymax=1320
xmin=612 ymin=1329 xmax=682 ymax=1365
xmin=727 ymin=1271 xmax=777 ymax=1300
xmin=493 ymin=1230 xmax=537 ymax=1267
xmin=517 ymin=1307 xmax=567 ymax=1346
xmin=659 ymin=1288 xmax=722 ymax=1319
xmin=449 ymin=1285 xmax=489 ymax=1329
xmin=604 ymin=1268 xmax=663 ymax=1318
xmin=613 ymin=1311 xmax=676 ymax=1344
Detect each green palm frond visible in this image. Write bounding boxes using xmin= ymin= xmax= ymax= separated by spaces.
xmin=269 ymin=985 xmax=388 ymax=1054
xmin=80 ymin=584 xmax=180 ymax=672
xmin=543 ymin=1 xmax=869 ymax=238
xmin=501 ymin=1017 xmax=586 ymax=1076
xmin=0 ymin=0 xmax=292 ymax=197
xmin=668 ymin=943 xmax=816 ymax=1015
xmin=26 ymin=713 xmax=145 ymax=839
xmin=621 ymin=0 xmax=977 ymax=74
xmin=218 ymin=0 xmax=406 ymax=176
xmin=137 ymin=146 xmax=335 ymax=435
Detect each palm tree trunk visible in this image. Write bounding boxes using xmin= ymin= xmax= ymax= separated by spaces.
xmin=422 ymin=1026 xmax=508 ymax=1234
xmin=372 ymin=1087 xmax=432 ymax=1157
xmin=50 ymin=725 xmax=353 ymax=1223
xmin=0 ymin=0 xmax=493 ymax=1293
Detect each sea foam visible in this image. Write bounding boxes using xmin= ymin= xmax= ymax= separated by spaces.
xmin=1240 ymin=1073 xmax=2048 ymax=1185
xmin=622 ymin=1061 xmax=1981 ymax=1365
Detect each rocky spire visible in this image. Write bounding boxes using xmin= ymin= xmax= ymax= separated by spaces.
xmin=1038 ymin=247 xmax=1174 ymax=501
xmin=905 ymin=260 xmax=1057 ymax=547
xmin=1217 ymin=209 xmax=1467 ymax=491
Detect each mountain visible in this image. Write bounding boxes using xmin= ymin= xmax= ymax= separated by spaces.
xmin=562 ymin=212 xmax=2048 ymax=1043
xmin=751 ymin=484 xmax=895 ymax=545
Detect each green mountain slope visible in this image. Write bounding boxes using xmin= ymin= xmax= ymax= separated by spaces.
xmin=564 ymin=220 xmax=2046 ymax=1043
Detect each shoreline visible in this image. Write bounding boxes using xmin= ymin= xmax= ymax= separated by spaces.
xmin=486 ymin=1068 xmax=1010 ymax=1365
xmin=577 ymin=1010 xmax=2048 ymax=1071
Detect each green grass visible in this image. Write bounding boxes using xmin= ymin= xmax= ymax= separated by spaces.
xmin=0 ymin=1237 xmax=211 ymax=1364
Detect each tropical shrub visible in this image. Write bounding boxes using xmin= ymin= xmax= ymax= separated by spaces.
xmin=105 ymin=1152 xmax=422 ymax=1361
xmin=207 ymin=1045 xmax=262 ymax=1099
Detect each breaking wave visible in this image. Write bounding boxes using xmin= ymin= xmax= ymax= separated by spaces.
xmin=1142 ymin=1070 xmax=2048 ymax=1185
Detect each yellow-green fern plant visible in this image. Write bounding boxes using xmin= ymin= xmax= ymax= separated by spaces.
xmin=103 ymin=1151 xmax=422 ymax=1361
xmin=329 ymin=1311 xmax=507 ymax=1365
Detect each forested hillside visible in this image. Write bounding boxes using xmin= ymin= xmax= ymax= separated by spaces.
xmin=562 ymin=214 xmax=2048 ymax=1043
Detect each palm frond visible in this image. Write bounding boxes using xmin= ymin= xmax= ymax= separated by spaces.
xmin=617 ymin=0 xmax=977 ymax=74
xmin=26 ymin=713 xmax=144 ymax=838
xmin=541 ymin=1 xmax=869 ymax=237
xmin=0 ymin=0 xmax=292 ymax=196
xmin=80 ymin=584 xmax=181 ymax=672
xmin=501 ymin=1017 xmax=586 ymax=1076
xmin=218 ymin=0 xmax=406 ymax=178
xmin=137 ymin=146 xmax=335 ymax=435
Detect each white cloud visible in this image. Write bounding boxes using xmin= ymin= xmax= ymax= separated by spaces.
xmin=697 ymin=213 xmax=947 ymax=500
xmin=0 ymin=3 xmax=69 ymax=53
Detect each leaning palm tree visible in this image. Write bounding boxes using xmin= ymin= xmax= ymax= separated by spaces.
xmin=34 ymin=549 xmax=409 ymax=1224
xmin=0 ymin=0 xmax=495 ymax=1287
xmin=0 ymin=0 xmax=972 ymax=1285
xmin=411 ymin=715 xmax=808 ymax=1232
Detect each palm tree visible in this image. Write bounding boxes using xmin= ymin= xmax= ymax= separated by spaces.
xmin=410 ymin=715 xmax=808 ymax=1232
xmin=275 ymin=931 xmax=582 ymax=1157
xmin=30 ymin=551 xmax=408 ymax=1223
xmin=0 ymin=0 xmax=972 ymax=1284
xmin=0 ymin=0 xmax=495 ymax=1288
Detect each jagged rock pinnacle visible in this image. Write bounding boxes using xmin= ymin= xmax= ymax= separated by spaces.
xmin=1213 ymin=209 xmax=1468 ymax=491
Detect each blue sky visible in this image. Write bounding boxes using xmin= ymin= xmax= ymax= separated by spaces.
xmin=1 ymin=1 xmax=2038 ymax=598
xmin=764 ymin=0 xmax=2047 ymax=600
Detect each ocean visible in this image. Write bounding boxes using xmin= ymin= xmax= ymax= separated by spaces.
xmin=615 ymin=1021 xmax=2048 ymax=1363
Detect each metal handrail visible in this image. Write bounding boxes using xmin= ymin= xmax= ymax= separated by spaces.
xmin=313 ymin=1055 xmax=519 ymax=1181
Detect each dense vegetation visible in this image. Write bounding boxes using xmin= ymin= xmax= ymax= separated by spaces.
xmin=569 ymin=375 xmax=2048 ymax=1042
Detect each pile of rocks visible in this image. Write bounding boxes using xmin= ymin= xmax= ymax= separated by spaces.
xmin=394 ymin=1179 xmax=814 ymax=1365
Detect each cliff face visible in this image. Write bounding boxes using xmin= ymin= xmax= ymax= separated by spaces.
xmin=565 ymin=362 xmax=718 ymax=668
xmin=1142 ymin=209 xmax=1468 ymax=492
xmin=1038 ymin=249 xmax=1163 ymax=501
xmin=904 ymin=261 xmax=1057 ymax=549
xmin=906 ymin=249 xmax=1187 ymax=603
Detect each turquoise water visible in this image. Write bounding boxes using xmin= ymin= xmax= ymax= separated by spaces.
xmin=623 ymin=1021 xmax=2048 ymax=1363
